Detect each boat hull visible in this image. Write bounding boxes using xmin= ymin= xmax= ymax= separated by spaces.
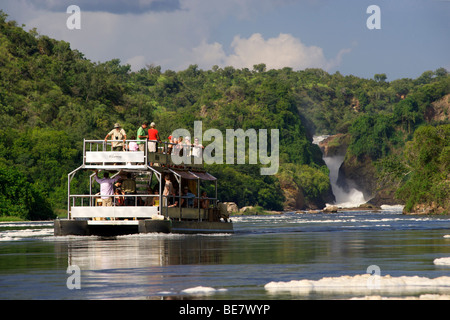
xmin=54 ymin=219 xmax=233 ymax=236
xmin=139 ymin=220 xmax=234 ymax=234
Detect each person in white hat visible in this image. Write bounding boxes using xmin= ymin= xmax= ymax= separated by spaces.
xmin=105 ymin=123 xmax=127 ymax=151
xmin=147 ymin=122 xmax=161 ymax=153
xmin=183 ymin=136 xmax=192 ymax=156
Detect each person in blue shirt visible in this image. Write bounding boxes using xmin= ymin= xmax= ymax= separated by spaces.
xmin=181 ymin=186 xmax=195 ymax=208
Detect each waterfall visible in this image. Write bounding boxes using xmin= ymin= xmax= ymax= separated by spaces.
xmin=313 ymin=135 xmax=366 ymax=208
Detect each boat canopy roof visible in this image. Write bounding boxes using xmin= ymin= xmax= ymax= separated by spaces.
xmin=168 ymin=169 xmax=217 ymax=181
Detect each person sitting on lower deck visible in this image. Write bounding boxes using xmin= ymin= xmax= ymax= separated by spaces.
xmin=122 ymin=173 xmax=136 ymax=206
xmin=153 ymin=189 xmax=160 ymax=207
xmin=144 ymin=187 xmax=154 ymax=206
xmin=181 ymin=186 xmax=195 ymax=208
xmin=200 ymin=191 xmax=210 ymax=209
xmin=168 ymin=190 xmax=179 ymax=208
xmin=114 ymin=188 xmax=124 ymax=206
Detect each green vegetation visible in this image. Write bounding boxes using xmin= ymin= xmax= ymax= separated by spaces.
xmin=347 ymin=73 xmax=449 ymax=161
xmin=0 ymin=10 xmax=448 ymax=218
xmin=380 ymin=125 xmax=450 ymax=213
xmin=0 ymin=164 xmax=53 ymax=220
xmin=375 ymin=124 xmax=450 ymax=214
xmin=231 ymin=205 xmax=273 ymax=216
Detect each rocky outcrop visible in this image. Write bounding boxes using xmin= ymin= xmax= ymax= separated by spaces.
xmin=338 ymin=154 xmax=377 ymax=200
xmin=279 ymin=172 xmax=334 ymax=211
xmin=239 ymin=206 xmax=254 ymax=213
xmin=280 ymin=179 xmax=306 ymax=210
xmin=323 ymin=205 xmax=338 ymax=213
xmin=424 ymin=94 xmax=450 ymax=123
xmin=367 ymin=186 xmax=403 ymax=207
xmin=407 ymin=202 xmax=449 ymax=215
xmin=223 ymin=202 xmax=239 ymax=214
xmin=318 ymin=133 xmax=350 ymax=157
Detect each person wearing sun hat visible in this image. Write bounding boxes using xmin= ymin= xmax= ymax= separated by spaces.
xmin=105 ymin=123 xmax=127 ymax=151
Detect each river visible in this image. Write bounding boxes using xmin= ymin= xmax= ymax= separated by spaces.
xmin=1 ymin=208 xmax=450 ymax=300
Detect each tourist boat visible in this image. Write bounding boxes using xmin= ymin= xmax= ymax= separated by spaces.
xmin=54 ymin=139 xmax=233 ymax=236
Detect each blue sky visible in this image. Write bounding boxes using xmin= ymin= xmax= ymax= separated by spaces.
xmin=1 ymin=0 xmax=449 ymax=80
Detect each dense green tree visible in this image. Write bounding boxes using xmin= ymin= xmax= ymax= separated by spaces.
xmin=396 ymin=125 xmax=450 ymax=213
xmin=0 ymin=163 xmax=54 ymax=220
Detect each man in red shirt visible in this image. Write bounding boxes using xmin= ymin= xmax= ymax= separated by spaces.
xmin=148 ymin=122 xmax=161 ymax=153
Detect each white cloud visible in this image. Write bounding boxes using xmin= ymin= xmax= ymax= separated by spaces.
xmin=190 ymin=33 xmax=351 ymax=71
xmin=125 ymin=55 xmax=148 ymax=70
xmin=228 ymin=33 xmax=326 ymax=70
xmin=190 ymin=41 xmax=227 ymax=68
xmin=2 ymin=0 xmax=350 ymax=72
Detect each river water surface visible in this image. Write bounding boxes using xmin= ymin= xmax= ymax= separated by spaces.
xmin=1 ymin=208 xmax=450 ymax=300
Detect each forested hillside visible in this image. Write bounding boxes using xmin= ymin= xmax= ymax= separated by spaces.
xmin=0 ymin=11 xmax=448 ymax=219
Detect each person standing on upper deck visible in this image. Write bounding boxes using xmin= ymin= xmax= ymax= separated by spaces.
xmin=137 ymin=121 xmax=148 ymax=152
xmin=148 ymin=122 xmax=161 ymax=153
xmin=192 ymin=137 xmax=204 ymax=158
xmin=105 ymin=123 xmax=127 ymax=151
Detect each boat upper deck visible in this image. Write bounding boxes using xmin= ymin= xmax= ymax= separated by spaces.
xmin=82 ymin=139 xmax=204 ymax=171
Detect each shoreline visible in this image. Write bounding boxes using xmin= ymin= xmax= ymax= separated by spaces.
xmin=232 ymin=205 xmax=450 ymax=216
xmin=3 ymin=206 xmax=449 ymax=222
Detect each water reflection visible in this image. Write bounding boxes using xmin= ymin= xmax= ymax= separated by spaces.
xmin=53 ymin=235 xmax=233 ymax=299
xmin=63 ymin=234 xmax=232 ymax=271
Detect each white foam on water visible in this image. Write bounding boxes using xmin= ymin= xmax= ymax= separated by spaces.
xmin=265 ymin=274 xmax=450 ymax=295
xmin=434 ymin=257 xmax=450 ymax=266
xmin=312 ymin=135 xmax=330 ymax=144
xmin=157 ymin=291 xmax=177 ymax=296
xmin=381 ymin=205 xmax=404 ymax=212
xmin=233 ymin=215 xmax=426 ymax=226
xmin=0 ymin=228 xmax=54 ymax=241
xmin=0 ymin=236 xmax=16 ymax=242
xmin=181 ymin=286 xmax=227 ymax=295
xmin=0 ymin=222 xmax=53 ymax=228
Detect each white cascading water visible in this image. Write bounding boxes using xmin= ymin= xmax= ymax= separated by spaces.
xmin=313 ymin=135 xmax=366 ymax=208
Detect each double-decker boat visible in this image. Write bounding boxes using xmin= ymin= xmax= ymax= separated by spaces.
xmin=54 ymin=139 xmax=233 ymax=236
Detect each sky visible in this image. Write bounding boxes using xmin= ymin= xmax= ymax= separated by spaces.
xmin=1 ymin=0 xmax=449 ymax=80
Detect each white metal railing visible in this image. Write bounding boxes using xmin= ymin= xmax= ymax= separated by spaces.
xmin=69 ymin=194 xmax=159 ymax=207
xmin=68 ymin=193 xmax=217 ymax=221
xmin=83 ymin=139 xmax=148 ymax=167
xmin=83 ymin=139 xmax=205 ymax=168
xmin=69 ymin=194 xmax=216 ymax=210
